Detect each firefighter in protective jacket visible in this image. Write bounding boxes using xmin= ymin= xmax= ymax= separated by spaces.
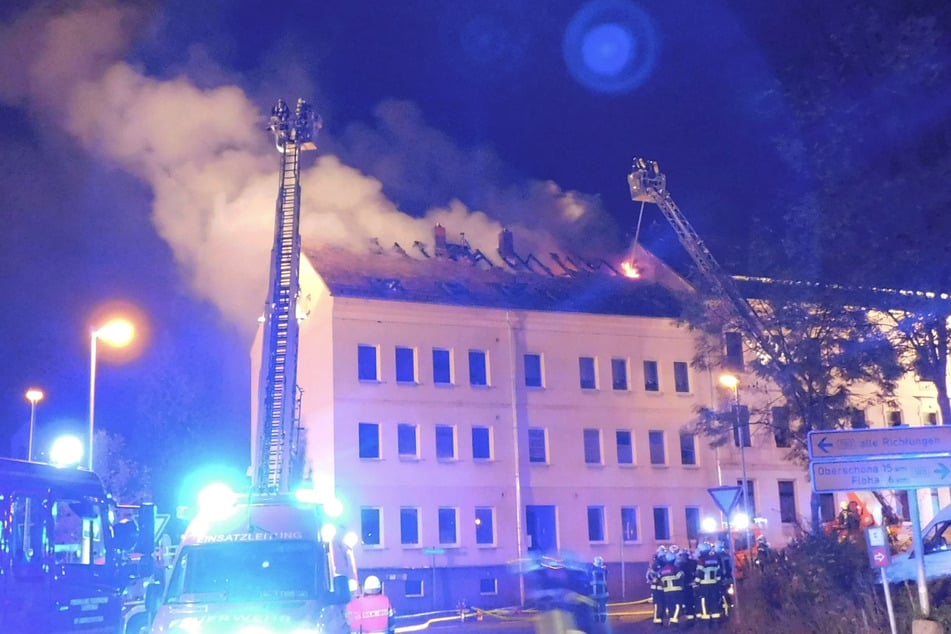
xmin=346 ymin=576 xmax=394 ymax=634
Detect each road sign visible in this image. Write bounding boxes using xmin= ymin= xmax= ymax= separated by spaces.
xmin=807 ymin=426 xmax=951 ymax=460
xmin=865 ymin=526 xmax=892 ymax=569
xmin=708 ymin=485 xmax=742 ymax=516
xmin=810 ymin=455 xmax=951 ymax=492
xmin=422 ymin=547 xmax=446 ymax=555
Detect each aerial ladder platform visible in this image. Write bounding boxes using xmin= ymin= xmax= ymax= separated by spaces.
xmin=255 ymin=98 xmax=320 ymax=493
xmin=627 ymin=157 xmax=790 ymax=370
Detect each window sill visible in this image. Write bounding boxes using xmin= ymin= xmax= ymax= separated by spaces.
xmin=399 ymin=455 xmax=421 ymax=462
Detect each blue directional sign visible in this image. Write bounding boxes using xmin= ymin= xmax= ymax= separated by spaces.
xmin=807 ymin=426 xmax=951 ymax=461
xmin=810 ymin=455 xmax=951 ymax=492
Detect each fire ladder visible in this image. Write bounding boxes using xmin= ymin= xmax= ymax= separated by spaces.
xmin=627 ymin=157 xmax=789 ymax=370
xmin=256 ymin=98 xmax=320 ymax=493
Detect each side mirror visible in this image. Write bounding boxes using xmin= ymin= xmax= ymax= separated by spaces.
xmin=331 ymin=574 xmax=351 ymax=605
xmin=145 ymin=576 xmax=164 ymax=615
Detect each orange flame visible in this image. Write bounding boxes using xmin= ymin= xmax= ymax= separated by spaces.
xmin=621 ymin=261 xmax=640 ymax=279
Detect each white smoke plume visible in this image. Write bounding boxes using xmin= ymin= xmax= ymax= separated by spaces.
xmin=0 ymin=0 xmax=622 ymax=336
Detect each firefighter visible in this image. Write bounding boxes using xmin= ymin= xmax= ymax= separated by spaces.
xmin=834 ymin=500 xmax=860 ymax=542
xmin=589 ymin=556 xmax=608 ymax=624
xmin=346 ymin=575 xmax=395 ymax=634
xmin=753 ymin=535 xmax=773 ymax=572
xmin=658 ymin=549 xmax=685 ymax=626
xmin=676 ymin=547 xmax=697 ymax=624
xmin=714 ymin=540 xmax=734 ymax=614
xmin=694 ymin=541 xmax=726 ymax=624
xmin=648 ymin=546 xmax=667 ymax=625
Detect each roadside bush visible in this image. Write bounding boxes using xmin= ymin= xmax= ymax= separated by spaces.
xmin=723 ymin=534 xmax=894 ymax=633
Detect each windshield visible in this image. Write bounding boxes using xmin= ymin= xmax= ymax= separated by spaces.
xmin=166 ymin=540 xmax=322 ymax=603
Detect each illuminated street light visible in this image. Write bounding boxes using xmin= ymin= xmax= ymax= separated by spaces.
xmin=25 ymin=388 xmax=44 ymax=461
xmin=720 ymin=373 xmax=754 ymax=573
xmin=89 ymin=317 xmax=135 ymax=470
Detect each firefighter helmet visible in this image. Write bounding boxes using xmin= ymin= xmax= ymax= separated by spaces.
xmin=363 ymin=575 xmax=382 ymax=595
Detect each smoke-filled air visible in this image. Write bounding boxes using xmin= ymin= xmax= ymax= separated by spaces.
xmin=0 ymin=0 xmax=623 ymax=335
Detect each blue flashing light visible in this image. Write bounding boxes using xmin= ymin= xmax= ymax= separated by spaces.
xmin=320 ymin=523 xmax=337 ymax=542
xmin=197 ymin=482 xmax=237 ymax=520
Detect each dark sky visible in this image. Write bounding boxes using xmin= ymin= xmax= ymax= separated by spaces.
xmin=0 ymin=0 xmax=942 ymax=491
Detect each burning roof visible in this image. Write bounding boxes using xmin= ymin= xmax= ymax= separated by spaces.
xmin=303 ymin=226 xmax=688 ymax=319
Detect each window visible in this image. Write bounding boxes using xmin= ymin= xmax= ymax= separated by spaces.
xmin=611 ymin=358 xmax=628 ymax=391
xmin=524 ymin=353 xmax=543 ymax=388
xmin=400 ymin=507 xmax=420 ymax=546
xmin=583 ymin=429 xmax=602 ymax=465
xmin=773 ymin=406 xmax=791 ymax=448
xmin=648 ymin=430 xmax=665 ymax=465
xmin=587 ymin=506 xmax=606 ymax=542
xmin=778 ymin=481 xmax=797 ymax=524
xmin=679 ymin=432 xmax=697 ymax=466
xmin=395 ymin=346 xmax=417 ymax=383
xmin=888 ymin=410 xmax=904 ymax=426
xmin=849 ymin=408 xmax=868 ymax=429
xmin=621 ymin=506 xmax=639 ymax=542
xmin=685 ymin=507 xmax=701 ymax=542
xmin=405 ymin=579 xmax=424 ymax=597
xmin=479 ymin=578 xmax=498 ymax=595
xmin=928 ymin=412 xmax=940 ymax=425
xmin=433 ymin=348 xmax=452 ymax=385
xmin=361 ymin=507 xmax=381 ymax=546
xmin=397 ymin=423 xmax=418 ymax=458
xmin=643 ymin=360 xmax=659 ymax=391
xmin=738 ymin=479 xmax=756 ymax=516
xmin=579 ymin=356 xmax=597 ymax=390
xmin=528 ymin=428 xmax=548 ymax=464
xmin=616 ymin=430 xmax=634 ymax=465
xmin=438 ymin=507 xmax=458 ymax=545
xmin=673 ymin=361 xmax=690 ymax=393
xmin=733 ymin=405 xmax=751 ymax=448
xmin=36 ymin=495 xmax=107 ymax=567
xmin=358 ymin=344 xmax=379 ymax=381
xmin=435 ymin=424 xmax=456 ymax=460
xmin=472 ymin=426 xmax=492 ymax=460
xmin=475 ymin=507 xmax=495 ymax=545
xmin=359 ymin=422 xmax=381 ymax=459
xmin=724 ymin=331 xmax=744 ymax=371
xmin=653 ymin=507 xmax=670 ymax=541
xmin=468 ymin=350 xmax=488 ymax=386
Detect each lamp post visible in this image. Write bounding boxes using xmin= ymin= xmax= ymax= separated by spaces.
xmin=719 ymin=373 xmax=753 ymax=571
xmin=25 ymin=388 xmax=44 ymax=461
xmin=89 ymin=318 xmax=135 ymax=470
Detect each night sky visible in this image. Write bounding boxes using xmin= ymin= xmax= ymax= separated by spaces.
xmin=0 ymin=0 xmax=946 ymax=502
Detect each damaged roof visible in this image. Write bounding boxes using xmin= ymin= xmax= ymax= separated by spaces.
xmin=303 ymin=240 xmax=685 ymax=319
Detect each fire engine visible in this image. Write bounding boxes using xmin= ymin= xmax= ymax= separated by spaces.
xmin=0 ymin=457 xmax=156 ymax=634
xmin=137 ymin=99 xmax=358 ymax=633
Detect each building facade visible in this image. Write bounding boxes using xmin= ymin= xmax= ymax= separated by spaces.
xmin=250 ymin=228 xmax=949 ymax=612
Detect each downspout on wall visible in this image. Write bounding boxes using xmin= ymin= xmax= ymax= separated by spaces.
xmin=506 ymin=310 xmax=526 ymax=606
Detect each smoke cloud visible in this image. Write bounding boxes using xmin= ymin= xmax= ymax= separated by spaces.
xmin=0 ymin=0 xmax=622 ymax=335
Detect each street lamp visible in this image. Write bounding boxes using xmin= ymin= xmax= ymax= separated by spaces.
xmin=25 ymin=388 xmax=44 ymax=461
xmin=719 ymin=373 xmax=754 ymax=570
xmin=89 ymin=318 xmax=135 ymax=470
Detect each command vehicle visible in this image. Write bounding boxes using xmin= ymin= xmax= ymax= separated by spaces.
xmin=145 ymin=485 xmax=355 ymax=634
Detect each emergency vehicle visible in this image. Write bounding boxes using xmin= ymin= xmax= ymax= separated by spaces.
xmin=145 ymin=484 xmax=356 ymax=634
xmin=0 ymin=457 xmax=154 ymax=634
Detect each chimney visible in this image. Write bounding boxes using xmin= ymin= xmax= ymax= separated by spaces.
xmin=498 ymin=228 xmax=515 ymax=260
xmin=434 ymin=224 xmax=448 ymax=258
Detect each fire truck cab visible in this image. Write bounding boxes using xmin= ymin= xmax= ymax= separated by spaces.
xmin=145 ymin=485 xmax=355 ymax=634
